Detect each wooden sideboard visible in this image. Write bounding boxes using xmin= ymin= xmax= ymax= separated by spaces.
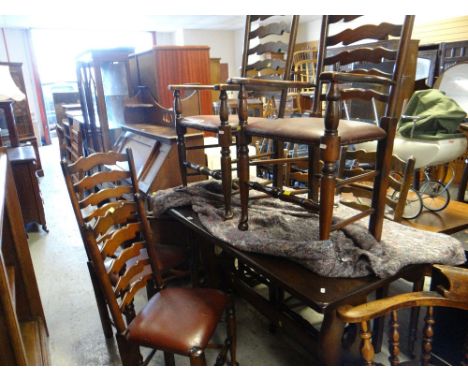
xmin=128 ymin=46 xmax=213 ymax=114
xmin=0 ymin=148 xmax=49 ymax=365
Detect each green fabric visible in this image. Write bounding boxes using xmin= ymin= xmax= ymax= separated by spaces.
xmin=397 ymin=89 xmax=466 ymax=140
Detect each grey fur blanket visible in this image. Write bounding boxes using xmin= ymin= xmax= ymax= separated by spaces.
xmin=151 ymin=181 xmax=466 ymax=278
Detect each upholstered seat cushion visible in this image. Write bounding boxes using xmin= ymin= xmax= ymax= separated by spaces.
xmin=180 ymin=115 xmax=263 ymax=132
xmin=244 ymin=117 xmax=386 ymax=145
xmin=126 ymin=287 xmax=228 ymax=355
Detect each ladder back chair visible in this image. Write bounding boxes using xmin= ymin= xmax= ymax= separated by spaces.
xmin=61 ymin=150 xmax=188 ymax=339
xmin=170 ymin=15 xmax=311 ymax=220
xmin=231 ymin=15 xmax=415 ymax=240
xmin=338 ymin=149 xmax=419 ymax=222
xmin=338 ymin=264 xmax=468 ymax=366
xmin=63 ymin=149 xmax=237 ymax=365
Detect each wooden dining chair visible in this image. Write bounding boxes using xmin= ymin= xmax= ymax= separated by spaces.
xmin=169 ymin=15 xmax=312 ymax=220
xmin=337 ymin=264 xmax=468 ymax=366
xmin=231 ymin=15 xmax=415 ymax=240
xmin=61 ymin=150 xmax=188 ymax=339
xmin=337 ymin=149 xmax=420 ymax=222
xmin=77 ymin=149 xmax=237 ymax=365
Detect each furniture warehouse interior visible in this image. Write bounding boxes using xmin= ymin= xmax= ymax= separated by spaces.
xmin=1 ymin=9 xmax=468 ymax=372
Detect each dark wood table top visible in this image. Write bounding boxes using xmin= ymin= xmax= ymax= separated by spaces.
xmin=168 ymin=207 xmax=424 ymax=312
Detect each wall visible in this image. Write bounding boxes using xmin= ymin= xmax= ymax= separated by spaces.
xmin=296 ymin=18 xmax=322 ymax=44
xmin=0 ymin=28 xmax=42 ymax=142
xmin=412 ymin=16 xmax=468 ymax=45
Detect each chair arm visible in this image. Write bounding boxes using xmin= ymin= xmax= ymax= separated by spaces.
xmin=168 ymin=84 xmax=217 ymax=91
xmin=228 ymin=77 xmax=315 ymax=90
xmin=319 ymin=71 xmax=394 ymax=86
xmin=337 ymin=291 xmax=446 ymax=323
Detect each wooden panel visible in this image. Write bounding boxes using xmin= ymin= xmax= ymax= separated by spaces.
xmin=154 ymin=46 xmax=212 ymax=114
xmin=0 ymin=148 xmax=48 ymax=365
xmin=20 ymin=320 xmax=48 ymax=365
xmin=413 ymin=16 xmax=468 ymax=45
xmin=210 ymin=58 xmax=221 ymax=103
xmin=401 ymin=199 xmax=468 ymax=234
xmin=129 ymin=46 xmax=213 ymax=115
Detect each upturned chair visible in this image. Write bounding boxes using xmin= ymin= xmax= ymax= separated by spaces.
xmin=61 ymin=150 xmax=188 ymax=339
xmin=337 ymin=149 xmax=419 ymax=222
xmin=64 ymin=149 xmax=237 ymax=365
xmin=170 ymin=15 xmax=312 ymax=219
xmin=337 ymin=264 xmax=468 ymax=366
xmin=231 ymin=15 xmax=415 ymax=240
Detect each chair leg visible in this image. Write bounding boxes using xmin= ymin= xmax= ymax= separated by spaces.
xmin=369 ymin=117 xmax=397 ymax=241
xmin=189 ymin=347 xmax=207 ymax=366
xmin=372 ymin=286 xmax=389 ymax=353
xmin=219 ymin=91 xmax=233 ymax=220
xmin=174 ymin=89 xmax=188 ymax=187
xmin=87 ymin=261 xmax=114 ymax=339
xmin=226 ymin=297 xmax=238 ymax=365
xmin=175 ymin=125 xmax=188 ymax=187
xmin=237 ymin=135 xmax=250 ymax=231
xmin=116 ymin=334 xmax=143 ymax=365
xmin=164 ymin=352 xmax=176 ymax=366
xmin=319 ymin=159 xmax=337 ymax=240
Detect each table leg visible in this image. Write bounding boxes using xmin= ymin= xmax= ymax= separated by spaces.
xmin=319 ymin=309 xmax=346 ymax=365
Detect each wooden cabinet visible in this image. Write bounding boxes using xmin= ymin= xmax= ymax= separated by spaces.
xmin=128 ymin=46 xmax=213 ymax=115
xmin=113 ymin=124 xmax=206 ymax=195
xmin=0 ymin=62 xmax=44 ymax=176
xmin=7 ymin=146 xmax=47 ymax=232
xmin=76 ymin=48 xmax=134 ymax=152
xmin=0 ymin=148 xmax=49 ymax=365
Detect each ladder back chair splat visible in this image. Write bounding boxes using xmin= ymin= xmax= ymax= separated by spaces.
xmin=60 ymin=150 xmax=188 ymax=339
xmin=338 ymin=264 xmax=468 ymax=366
xmin=62 ymin=149 xmax=237 ymax=365
xmin=169 ymin=15 xmax=310 ymax=220
xmin=231 ymin=15 xmax=415 ymax=240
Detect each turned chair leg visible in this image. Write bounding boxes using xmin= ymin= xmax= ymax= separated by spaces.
xmin=219 ymin=89 xmax=233 ymax=220
xmin=164 ymin=352 xmax=176 ymax=366
xmin=174 ymin=89 xmax=188 ymax=187
xmin=237 ymin=137 xmax=250 ymax=231
xmin=226 ymin=298 xmax=238 ymax=365
xmin=189 ymin=347 xmax=207 ymax=366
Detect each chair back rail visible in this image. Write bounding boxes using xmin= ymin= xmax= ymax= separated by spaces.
xmin=241 ymin=15 xmax=299 ymax=118
xmin=313 ymin=15 xmax=415 ymax=119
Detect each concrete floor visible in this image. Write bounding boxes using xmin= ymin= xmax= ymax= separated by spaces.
xmin=27 ymin=138 xmax=467 ymax=366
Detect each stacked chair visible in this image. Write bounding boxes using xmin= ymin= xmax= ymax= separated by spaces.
xmin=170 ymin=15 xmax=313 ymax=219
xmin=231 ymin=15 xmax=415 ymax=240
xmin=61 ymin=149 xmax=237 ymax=365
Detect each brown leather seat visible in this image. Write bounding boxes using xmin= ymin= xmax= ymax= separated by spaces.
xmin=63 ymin=150 xmax=237 ymax=365
xmin=127 ymin=287 xmax=228 ymax=355
xmin=244 ymin=117 xmax=386 ymax=145
xmin=180 ymin=115 xmax=263 ymax=132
